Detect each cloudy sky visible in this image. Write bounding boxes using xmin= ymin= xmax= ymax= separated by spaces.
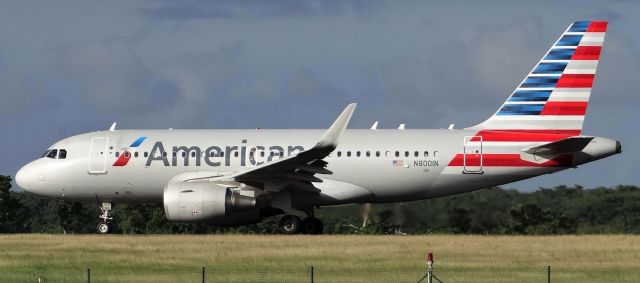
xmin=1 ymin=0 xmax=638 ymax=190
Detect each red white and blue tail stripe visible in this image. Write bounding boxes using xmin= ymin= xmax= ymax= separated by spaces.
xmin=470 ymin=21 xmax=607 ymax=134
xmin=443 ymin=21 xmax=608 ymax=174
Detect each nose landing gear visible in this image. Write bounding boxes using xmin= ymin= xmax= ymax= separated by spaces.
xmin=96 ymin=202 xmax=113 ymax=234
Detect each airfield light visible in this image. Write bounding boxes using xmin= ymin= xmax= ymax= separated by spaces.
xmin=418 ymin=252 xmax=441 ymax=283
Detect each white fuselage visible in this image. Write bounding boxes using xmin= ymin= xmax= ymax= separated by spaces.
xmin=15 ymin=128 xmax=620 ymax=206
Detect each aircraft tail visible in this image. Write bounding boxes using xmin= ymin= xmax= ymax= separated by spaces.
xmin=470 ymin=21 xmax=607 ymax=135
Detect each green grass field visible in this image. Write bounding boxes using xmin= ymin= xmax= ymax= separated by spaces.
xmin=1 ymin=234 xmax=639 ymax=282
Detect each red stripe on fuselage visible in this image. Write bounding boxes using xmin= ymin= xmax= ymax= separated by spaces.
xmin=556 ymin=74 xmax=594 ymax=88
xmin=571 ymin=46 xmax=601 ymax=60
xmin=540 ymin=101 xmax=588 ymax=116
xmin=112 ymin=152 xmax=131 ymax=166
xmin=470 ymin=130 xmax=581 ymax=142
xmin=586 ymin=21 xmax=608 ymax=32
xmin=447 ymin=154 xmax=572 ymax=167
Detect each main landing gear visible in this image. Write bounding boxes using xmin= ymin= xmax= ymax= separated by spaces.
xmin=278 ymin=214 xmax=324 ymax=235
xmin=96 ymin=202 xmax=113 ymax=234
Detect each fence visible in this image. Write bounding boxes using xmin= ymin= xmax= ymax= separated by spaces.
xmin=2 ymin=266 xmax=637 ymax=283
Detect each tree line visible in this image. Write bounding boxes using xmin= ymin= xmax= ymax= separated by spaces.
xmin=1 ymin=175 xmax=639 ymax=234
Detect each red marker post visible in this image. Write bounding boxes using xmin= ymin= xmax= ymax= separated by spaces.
xmin=427 ymin=253 xmax=434 ymax=283
xmin=417 ymin=252 xmax=442 ymax=283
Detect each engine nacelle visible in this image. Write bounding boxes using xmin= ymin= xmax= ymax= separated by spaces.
xmin=163 ymin=174 xmax=261 ymax=226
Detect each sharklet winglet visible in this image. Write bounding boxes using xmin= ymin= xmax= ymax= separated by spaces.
xmin=314 ymin=103 xmax=357 ymax=150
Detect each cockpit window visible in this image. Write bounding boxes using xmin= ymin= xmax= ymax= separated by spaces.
xmin=41 ymin=150 xmax=51 ymax=158
xmin=46 ymin=149 xmax=58 ymax=159
xmin=58 ymin=149 xmax=67 ymax=159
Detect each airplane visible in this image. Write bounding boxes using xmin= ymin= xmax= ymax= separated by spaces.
xmin=16 ymin=21 xmax=621 ymax=234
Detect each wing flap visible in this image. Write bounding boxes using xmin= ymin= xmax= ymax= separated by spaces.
xmin=296 ymin=165 xmax=332 ymax=175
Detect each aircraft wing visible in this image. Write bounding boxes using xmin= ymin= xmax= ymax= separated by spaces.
xmin=523 ymin=136 xmax=593 ymax=156
xmin=187 ymin=103 xmax=357 ymax=192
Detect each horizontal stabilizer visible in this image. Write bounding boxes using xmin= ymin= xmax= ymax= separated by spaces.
xmin=524 ymin=136 xmax=593 ymax=156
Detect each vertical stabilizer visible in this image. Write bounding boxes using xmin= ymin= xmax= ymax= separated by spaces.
xmin=470 ymin=21 xmax=607 ymax=135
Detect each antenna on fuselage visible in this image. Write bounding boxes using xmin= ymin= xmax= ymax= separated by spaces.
xmin=448 ymin=124 xmax=455 ymax=130
xmin=109 ymin=122 xmax=117 ymax=131
xmin=398 ymin=123 xmax=405 ymax=130
xmin=370 ymin=121 xmax=378 ymax=130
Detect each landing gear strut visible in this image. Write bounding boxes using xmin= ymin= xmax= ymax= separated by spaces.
xmin=97 ymin=202 xmax=113 ymax=234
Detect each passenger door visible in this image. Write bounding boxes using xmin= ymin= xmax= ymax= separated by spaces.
xmin=89 ymin=137 xmax=109 ymax=174
xmin=463 ymin=136 xmax=483 ymax=174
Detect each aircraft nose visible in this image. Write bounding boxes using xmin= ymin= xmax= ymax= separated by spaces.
xmin=15 ymin=163 xmax=35 ymax=192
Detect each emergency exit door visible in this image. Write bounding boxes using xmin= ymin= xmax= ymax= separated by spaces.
xmin=89 ymin=137 xmax=108 ymax=174
xmin=463 ymin=136 xmax=483 ymax=174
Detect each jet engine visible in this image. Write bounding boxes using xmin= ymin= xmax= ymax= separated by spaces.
xmin=163 ymin=178 xmax=261 ymax=226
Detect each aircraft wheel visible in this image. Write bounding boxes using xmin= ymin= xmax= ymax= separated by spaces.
xmin=302 ymin=217 xmax=324 ymax=235
xmin=278 ymin=215 xmax=302 ymax=235
xmin=97 ymin=222 xmax=111 ymax=234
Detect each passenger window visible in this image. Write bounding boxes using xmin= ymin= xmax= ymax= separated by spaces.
xmin=134 ymin=152 xmax=139 ymax=158
xmin=58 ymin=149 xmax=67 ymax=159
xmin=347 ymin=151 xmax=351 ymax=157
xmin=162 ymin=152 xmax=167 ymax=157
xmin=414 ymin=151 xmax=419 ymax=157
xmin=173 ymin=152 xmax=177 ymax=157
xmin=405 ymin=151 xmax=409 ymax=157
xmin=115 ymin=152 xmax=120 ymax=158
xmin=376 ymin=151 xmax=380 ymax=157
xmin=424 ymin=151 xmax=429 ymax=157
xmin=260 ymin=151 xmax=265 ymax=157
xmin=337 ymin=151 xmax=342 ymax=157
xmin=366 ymin=151 xmax=370 ymax=157
xmin=356 ymin=151 xmax=361 ymax=157
xmin=47 ymin=149 xmax=58 ymax=159
xmin=191 ymin=152 xmax=196 ymax=158
xmin=144 ymin=152 xmax=148 ymax=158
xmin=234 ymin=152 xmax=239 ymax=157
xmin=182 ymin=152 xmax=186 ymax=157
xmin=220 ymin=152 xmax=225 ymax=157
xmin=395 ymin=151 xmax=399 ymax=157
xmin=125 ymin=152 xmax=130 ymax=158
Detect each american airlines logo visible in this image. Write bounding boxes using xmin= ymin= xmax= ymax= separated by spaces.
xmin=112 ymin=137 xmax=147 ymax=167
xmin=114 ymin=138 xmax=307 ymax=167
